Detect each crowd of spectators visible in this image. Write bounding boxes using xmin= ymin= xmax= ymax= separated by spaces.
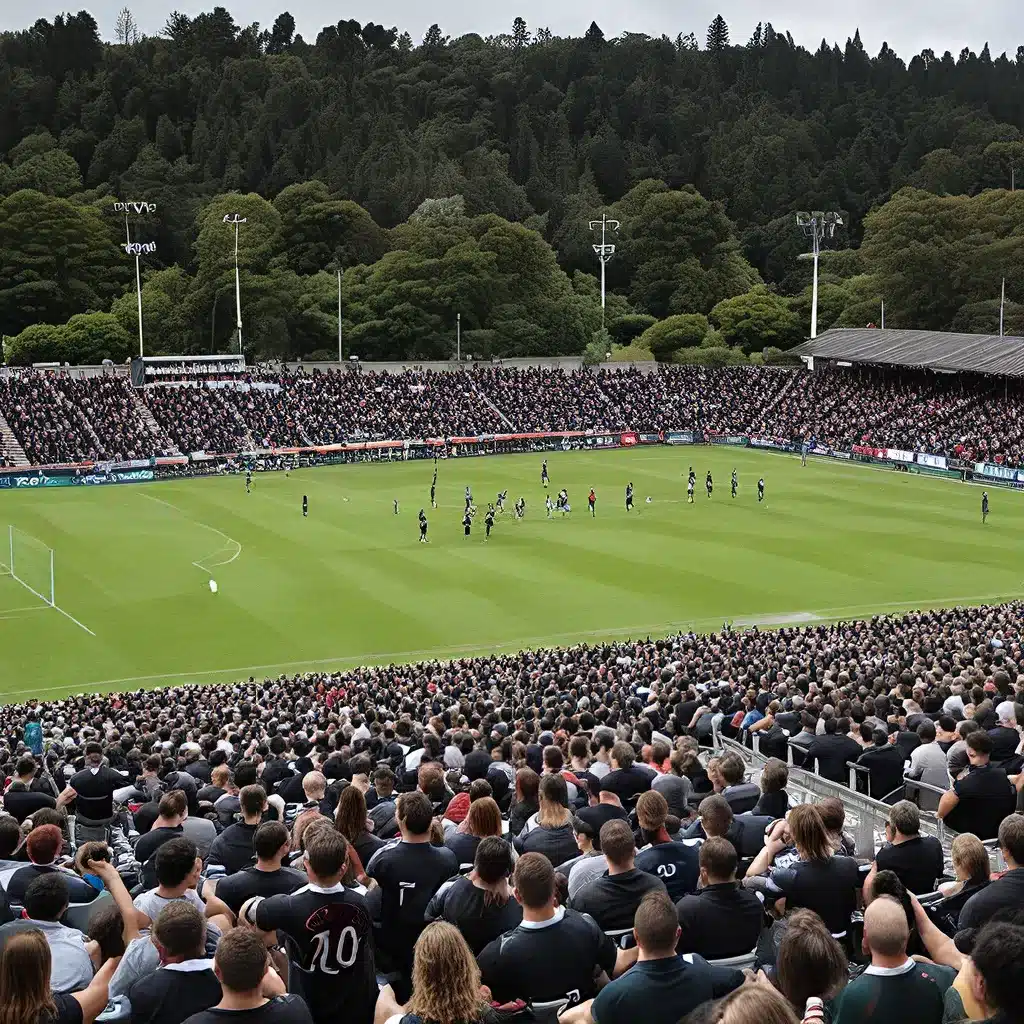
xmin=0 ymin=600 xmax=1017 ymax=1024
xmin=7 ymin=363 xmax=1024 ymax=475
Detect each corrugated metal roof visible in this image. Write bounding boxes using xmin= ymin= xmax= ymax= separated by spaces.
xmin=791 ymin=328 xmax=1024 ymax=377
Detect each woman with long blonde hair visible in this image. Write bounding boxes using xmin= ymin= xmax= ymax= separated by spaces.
xmin=0 ymin=929 xmax=117 ymax=1024
xmin=374 ymin=922 xmax=487 ymax=1024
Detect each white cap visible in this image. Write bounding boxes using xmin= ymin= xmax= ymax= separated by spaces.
xmin=996 ymin=700 xmax=1017 ymax=726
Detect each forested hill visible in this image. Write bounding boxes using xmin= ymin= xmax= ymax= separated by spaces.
xmin=2 ymin=9 xmax=1024 ymax=364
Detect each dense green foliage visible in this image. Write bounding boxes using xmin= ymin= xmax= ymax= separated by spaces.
xmin=3 ymin=9 xmax=1024 ymax=360
xmin=3 ymin=448 xmax=1021 ymax=695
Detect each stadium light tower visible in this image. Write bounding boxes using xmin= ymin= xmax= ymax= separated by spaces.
xmin=223 ymin=214 xmax=247 ymax=353
xmin=112 ymin=200 xmax=157 ymax=356
xmin=589 ymin=214 xmax=620 ymax=328
xmin=796 ymin=211 xmax=842 ymax=339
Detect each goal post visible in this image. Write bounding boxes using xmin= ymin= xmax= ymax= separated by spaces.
xmin=4 ymin=526 xmax=55 ymax=607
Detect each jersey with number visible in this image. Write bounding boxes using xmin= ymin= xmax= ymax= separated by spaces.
xmin=254 ymin=883 xmax=376 ymax=1024
xmin=366 ymin=840 xmax=459 ymax=970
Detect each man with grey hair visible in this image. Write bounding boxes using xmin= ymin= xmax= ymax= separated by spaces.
xmin=989 ymin=701 xmax=1020 ymax=765
xmin=865 ymin=800 xmax=944 ymax=896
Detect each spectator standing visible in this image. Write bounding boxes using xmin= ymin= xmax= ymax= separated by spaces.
xmin=66 ymin=744 xmax=126 ymax=827
xmin=365 ymin=792 xmax=458 ymax=996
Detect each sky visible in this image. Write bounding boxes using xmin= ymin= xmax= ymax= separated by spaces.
xmin=2 ymin=0 xmax=1021 ymax=62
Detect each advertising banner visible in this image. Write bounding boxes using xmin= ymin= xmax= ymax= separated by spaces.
xmin=976 ymin=462 xmax=1016 ymax=481
xmin=886 ymin=448 xmax=914 ymax=463
xmin=82 ymin=470 xmax=155 ymax=485
xmin=13 ymin=474 xmax=76 ymax=488
xmin=619 ymin=432 xmax=639 ymax=447
xmin=852 ymin=445 xmax=886 ymax=458
xmin=916 ymin=452 xmax=948 ymax=470
xmin=638 ymin=433 xmax=662 ymax=445
xmin=665 ymin=431 xmax=701 ymax=445
xmin=709 ymin=434 xmax=749 ymax=446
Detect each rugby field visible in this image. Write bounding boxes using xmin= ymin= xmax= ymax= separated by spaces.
xmin=0 ymin=447 xmax=1020 ymax=701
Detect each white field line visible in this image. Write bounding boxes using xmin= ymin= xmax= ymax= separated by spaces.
xmin=139 ymin=491 xmax=243 ymax=577
xmin=5 ymin=589 xmax=1024 ymax=699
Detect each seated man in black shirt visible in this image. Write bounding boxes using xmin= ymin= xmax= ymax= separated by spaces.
xmin=183 ymin=928 xmax=308 ymax=1024
xmin=561 ymin=891 xmax=744 ymax=1024
xmin=676 ymin=838 xmax=764 ymax=960
xmin=857 ymin=729 xmax=906 ymax=802
xmin=249 ymin=829 xmax=376 ymax=1024
xmin=135 ymin=790 xmax=188 ymax=875
xmin=939 ymin=731 xmax=1017 ymax=840
xmin=599 ymin=743 xmax=652 ymax=806
xmin=805 ymin=719 xmax=862 ymax=786
xmin=128 ymin=902 xmax=223 ymax=1024
xmin=865 ymin=801 xmax=944 ymax=896
xmin=478 ymin=852 xmax=636 ymax=1015
xmin=211 ymin=822 xmax=306 ymax=917
xmin=208 ymin=785 xmax=267 ymax=875
xmin=570 ymin=820 xmax=667 ymax=932
xmin=4 ymin=757 xmax=61 ymax=823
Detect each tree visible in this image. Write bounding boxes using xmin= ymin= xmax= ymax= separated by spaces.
xmin=710 ymin=287 xmax=803 ymax=351
xmin=266 ymin=12 xmax=295 ymax=53
xmin=636 ymin=313 xmax=709 ymax=360
xmin=706 ymin=15 xmax=729 ymax=52
xmin=114 ymin=7 xmax=139 ymax=45
xmin=511 ymin=17 xmax=531 ymax=48
xmin=422 ymin=23 xmax=447 ymax=49
xmin=0 ymin=190 xmax=127 ymax=339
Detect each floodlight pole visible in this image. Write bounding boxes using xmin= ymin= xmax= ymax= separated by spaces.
xmin=796 ymin=211 xmax=842 ymax=339
xmin=113 ymin=200 xmax=157 ymax=356
xmin=457 ymin=313 xmax=461 ymax=362
xmin=224 ymin=214 xmax=247 ymax=354
xmin=337 ymin=269 xmax=343 ymax=362
xmin=589 ymin=214 xmax=620 ymax=329
xmin=1000 ymin=277 xmax=1006 ymax=338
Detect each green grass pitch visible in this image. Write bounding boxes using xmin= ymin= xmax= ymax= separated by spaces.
xmin=0 ymin=446 xmax=1020 ymax=702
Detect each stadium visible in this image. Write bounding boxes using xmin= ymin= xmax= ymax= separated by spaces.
xmin=1 ymin=8 xmax=1024 ymax=1024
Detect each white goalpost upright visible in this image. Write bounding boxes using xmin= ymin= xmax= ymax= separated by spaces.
xmin=0 ymin=525 xmax=93 ymax=635
xmin=3 ymin=525 xmax=56 ymax=607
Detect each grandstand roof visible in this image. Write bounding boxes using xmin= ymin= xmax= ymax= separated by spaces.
xmin=791 ymin=327 xmax=1024 ymax=378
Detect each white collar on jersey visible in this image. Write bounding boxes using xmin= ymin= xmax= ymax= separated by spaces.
xmin=519 ymin=906 xmax=566 ymax=930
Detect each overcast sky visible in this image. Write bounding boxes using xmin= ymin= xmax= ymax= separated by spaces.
xmin=2 ymin=1 xmax=1021 ymax=62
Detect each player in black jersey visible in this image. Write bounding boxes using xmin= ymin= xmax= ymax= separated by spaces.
xmin=248 ymin=829 xmax=376 ymax=1024
xmin=393 ymin=498 xmax=399 ymax=515
xmin=478 ymin=852 xmax=634 ymax=1012
xmin=625 ymin=482 xmax=634 ymax=511
xmin=731 ymin=469 xmax=737 ymax=498
xmin=542 ymin=459 xmax=549 ymax=487
xmin=982 ymin=490 xmax=989 ymax=523
xmin=688 ymin=467 xmax=696 ymax=487
xmin=485 ymin=504 xmax=496 ymax=539
xmin=302 ymin=494 xmax=308 ymax=517
xmin=758 ymin=477 xmax=765 ymax=503
xmin=515 ymin=496 xmax=526 ymax=519
xmin=366 ymin=792 xmax=458 ymax=999
xmin=705 ymin=471 xmax=713 ymax=498
xmin=418 ymin=509 xmax=428 ymax=542
xmin=462 ymin=509 xmax=472 ymax=537
xmin=497 ymin=489 xmax=507 ymax=513
xmin=245 ymin=469 xmax=252 ymax=494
